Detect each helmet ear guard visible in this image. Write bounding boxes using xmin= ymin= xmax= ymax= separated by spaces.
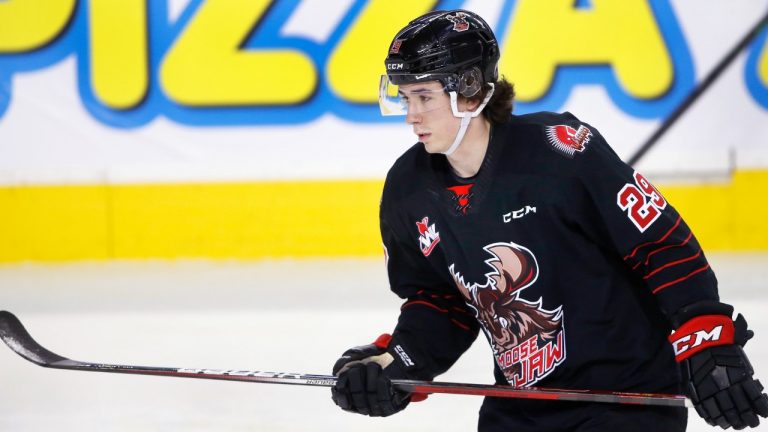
xmin=457 ymin=67 xmax=482 ymax=98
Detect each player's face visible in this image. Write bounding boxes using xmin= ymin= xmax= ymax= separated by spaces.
xmin=399 ymin=81 xmax=462 ymax=153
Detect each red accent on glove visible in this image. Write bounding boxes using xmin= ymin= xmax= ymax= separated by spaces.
xmin=668 ymin=314 xmax=735 ymax=362
xmin=373 ymin=333 xmax=392 ymax=350
xmin=370 ymin=333 xmax=429 ymax=403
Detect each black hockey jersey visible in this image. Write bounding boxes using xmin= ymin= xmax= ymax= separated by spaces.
xmin=380 ymin=112 xmax=716 ymax=430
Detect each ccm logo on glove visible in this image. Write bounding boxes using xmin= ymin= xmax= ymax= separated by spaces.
xmin=669 ymin=315 xmax=735 ymax=362
xmin=393 ymin=344 xmax=415 ymax=367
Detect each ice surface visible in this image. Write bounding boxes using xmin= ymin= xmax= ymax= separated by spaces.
xmin=0 ymin=254 xmax=766 ymax=431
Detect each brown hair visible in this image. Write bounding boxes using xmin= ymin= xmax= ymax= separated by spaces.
xmin=464 ymin=76 xmax=515 ymax=124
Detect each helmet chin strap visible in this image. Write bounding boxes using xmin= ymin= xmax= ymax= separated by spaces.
xmin=442 ymin=114 xmax=472 ymax=157
xmin=441 ymin=84 xmax=495 ymax=156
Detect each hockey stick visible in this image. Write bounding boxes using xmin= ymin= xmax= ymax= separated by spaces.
xmin=627 ymin=9 xmax=768 ymax=166
xmin=0 ymin=311 xmax=690 ymax=408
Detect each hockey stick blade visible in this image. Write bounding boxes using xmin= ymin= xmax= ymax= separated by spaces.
xmin=0 ymin=311 xmax=690 ymax=407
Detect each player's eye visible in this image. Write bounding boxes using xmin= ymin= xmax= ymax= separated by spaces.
xmin=419 ymin=95 xmax=431 ymax=103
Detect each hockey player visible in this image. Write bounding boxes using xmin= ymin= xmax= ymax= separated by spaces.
xmin=331 ymin=9 xmax=768 ymax=431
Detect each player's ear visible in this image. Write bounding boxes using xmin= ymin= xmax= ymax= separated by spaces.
xmin=465 ymin=97 xmax=481 ymax=111
xmin=458 ymin=95 xmax=480 ymax=112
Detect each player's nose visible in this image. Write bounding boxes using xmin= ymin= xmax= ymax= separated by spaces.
xmin=406 ymin=109 xmax=421 ymax=125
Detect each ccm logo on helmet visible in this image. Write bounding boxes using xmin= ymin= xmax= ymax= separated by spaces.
xmin=387 ymin=63 xmax=404 ymax=70
xmin=671 ymin=325 xmax=723 ymax=356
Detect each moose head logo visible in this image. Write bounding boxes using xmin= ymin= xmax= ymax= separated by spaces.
xmin=450 ymin=242 xmax=566 ymax=387
xmin=445 ymin=12 xmax=470 ymax=32
xmin=545 ymin=124 xmax=592 ymax=158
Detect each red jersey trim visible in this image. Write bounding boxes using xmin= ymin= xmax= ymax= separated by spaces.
xmin=643 ymin=249 xmax=702 ymax=280
xmin=624 ymin=215 xmax=682 ymax=261
xmin=450 ymin=319 xmax=472 ymax=331
xmin=401 ymin=301 xmax=475 ymax=333
xmin=632 ymin=231 xmax=693 ymax=270
xmin=402 ymin=300 xmax=449 ymax=313
xmin=652 ymin=264 xmax=710 ymax=294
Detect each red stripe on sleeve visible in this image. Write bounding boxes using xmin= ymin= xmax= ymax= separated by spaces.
xmin=643 ymin=249 xmax=702 ymax=280
xmin=631 ymin=231 xmax=693 ymax=271
xmin=624 ymin=215 xmax=682 ymax=261
xmin=651 ymin=264 xmax=711 ymax=294
xmin=452 ymin=306 xmax=473 ymax=316
xmin=643 ymin=231 xmax=693 ymax=265
xmin=402 ymin=300 xmax=449 ymax=313
xmin=450 ymin=319 xmax=472 ymax=332
xmin=401 ymin=301 xmax=474 ymax=332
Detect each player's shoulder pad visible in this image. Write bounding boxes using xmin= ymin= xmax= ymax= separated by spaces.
xmin=382 ymin=142 xmax=430 ymax=205
xmin=513 ymin=111 xmax=601 ymax=160
xmin=386 ymin=142 xmax=424 ymax=178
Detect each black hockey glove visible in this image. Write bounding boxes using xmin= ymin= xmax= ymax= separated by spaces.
xmin=331 ymin=334 xmax=421 ymax=417
xmin=670 ymin=301 xmax=768 ymax=429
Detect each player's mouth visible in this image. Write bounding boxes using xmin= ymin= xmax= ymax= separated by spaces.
xmin=417 ymin=132 xmax=431 ymax=142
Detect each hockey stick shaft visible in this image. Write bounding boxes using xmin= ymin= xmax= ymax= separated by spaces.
xmin=0 ymin=311 xmax=690 ymax=408
xmin=627 ymin=9 xmax=768 ymax=166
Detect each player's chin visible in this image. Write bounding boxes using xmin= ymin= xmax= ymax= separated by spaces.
xmin=421 ymin=139 xmax=446 ymax=154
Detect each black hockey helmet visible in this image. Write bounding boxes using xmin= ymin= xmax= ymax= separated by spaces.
xmin=384 ymin=9 xmax=499 ymax=98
